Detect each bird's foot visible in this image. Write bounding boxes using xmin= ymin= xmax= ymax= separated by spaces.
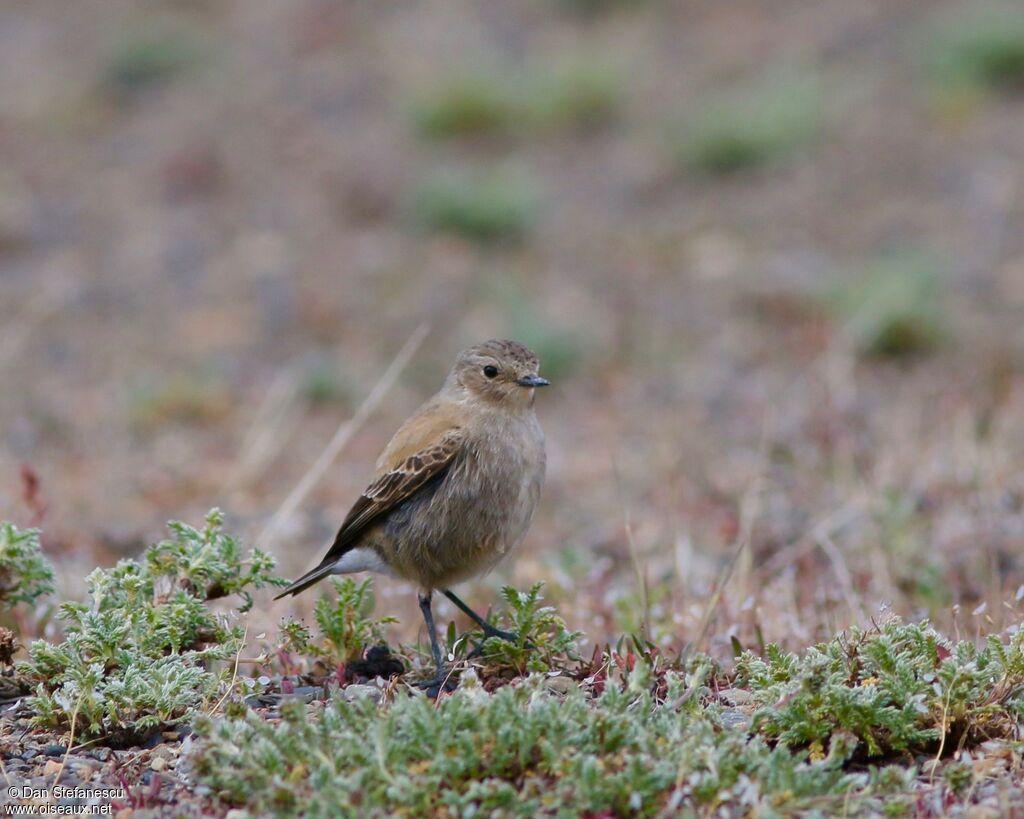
xmin=480 ymin=624 xmax=518 ymax=643
xmin=413 ymin=669 xmax=457 ymax=699
xmin=467 ymin=626 xmax=524 ymax=658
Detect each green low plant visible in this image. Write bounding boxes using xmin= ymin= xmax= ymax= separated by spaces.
xmin=279 ymin=577 xmax=397 ymax=668
xmin=737 ymin=617 xmax=1024 ymax=759
xmin=18 ymin=509 xmax=285 ymax=740
xmin=193 ymin=603 xmax=1024 ymax=816
xmin=0 ymin=522 xmax=55 ymax=612
xmin=192 ymin=672 xmax=859 ymax=818
xmin=472 ymin=583 xmax=582 ymax=675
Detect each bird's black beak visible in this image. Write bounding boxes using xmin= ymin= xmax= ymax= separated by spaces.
xmin=517 ymin=374 xmax=550 ymax=388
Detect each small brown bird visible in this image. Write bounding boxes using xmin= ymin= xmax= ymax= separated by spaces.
xmin=275 ymin=339 xmax=548 ymax=690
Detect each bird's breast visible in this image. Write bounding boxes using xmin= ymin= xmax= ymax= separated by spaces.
xmin=383 ymin=409 xmax=544 ymax=588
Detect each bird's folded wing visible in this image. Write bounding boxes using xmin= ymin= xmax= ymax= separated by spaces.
xmin=318 ymin=426 xmax=464 ymax=563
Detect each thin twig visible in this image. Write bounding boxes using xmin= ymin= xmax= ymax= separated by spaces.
xmin=225 ymin=364 xmax=304 ymax=493
xmin=69 ymin=734 xmax=109 ymax=754
xmin=929 ymin=668 xmax=959 ymax=784
xmin=256 ymin=323 xmax=430 ymax=551
xmin=690 ymin=411 xmax=774 ymax=654
xmin=614 ymin=463 xmax=650 ymax=645
xmin=754 ymin=501 xmax=862 ymax=582
xmin=55 ymin=694 xmax=82 ymax=786
xmin=208 ymin=624 xmax=248 ymax=717
xmin=0 ymin=279 xmax=76 ymax=375
xmin=819 ymin=534 xmax=867 ymax=623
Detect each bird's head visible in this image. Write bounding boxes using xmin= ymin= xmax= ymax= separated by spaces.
xmin=447 ymin=339 xmax=549 ymax=408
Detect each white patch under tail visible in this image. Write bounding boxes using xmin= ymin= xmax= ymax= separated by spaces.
xmin=330 ymin=547 xmax=394 ymax=576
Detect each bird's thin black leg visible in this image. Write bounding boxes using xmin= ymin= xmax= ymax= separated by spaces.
xmin=442 ymin=589 xmax=517 ymax=642
xmin=415 ymin=592 xmax=453 ymax=696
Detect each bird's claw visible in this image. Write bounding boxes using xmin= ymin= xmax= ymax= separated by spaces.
xmin=413 ymin=671 xmax=457 ymax=698
xmin=466 ymin=627 xmax=527 ymax=658
xmin=481 ymin=625 xmax=519 ymax=643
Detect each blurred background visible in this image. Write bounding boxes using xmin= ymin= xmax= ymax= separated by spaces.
xmin=2 ymin=0 xmax=1024 ymax=658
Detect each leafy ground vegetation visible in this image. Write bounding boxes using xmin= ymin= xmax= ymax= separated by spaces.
xmin=5 ymin=514 xmax=1024 ymax=816
xmin=4 ymin=0 xmax=1024 ymax=815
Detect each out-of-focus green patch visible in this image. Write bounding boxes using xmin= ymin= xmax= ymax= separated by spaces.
xmin=828 ymin=249 xmax=948 ymax=359
xmin=301 ymin=361 xmax=353 ymax=407
xmin=412 ymin=62 xmax=622 ymax=140
xmin=526 ymin=62 xmax=622 ymax=133
xmin=611 ymin=581 xmax=673 ymax=645
xmin=412 ymin=74 xmax=520 ymax=140
xmin=872 ymin=490 xmax=951 ymax=609
xmin=480 ymin=274 xmax=584 ymax=380
xmin=0 ymin=523 xmax=55 ymax=613
xmin=103 ymin=23 xmax=206 ymax=97
xmin=925 ymin=5 xmax=1024 ymax=96
xmin=128 ymin=373 xmax=232 ymax=428
xmin=552 ymin=0 xmax=650 ymax=18
xmin=676 ymin=72 xmax=821 ymax=175
xmin=410 ymin=166 xmax=537 ymax=244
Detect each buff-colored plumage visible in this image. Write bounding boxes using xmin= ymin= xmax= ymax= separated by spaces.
xmin=275 ymin=341 xmax=549 ymax=669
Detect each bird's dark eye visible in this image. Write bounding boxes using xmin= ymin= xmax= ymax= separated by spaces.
xmin=483 ymin=365 xmax=499 ymax=379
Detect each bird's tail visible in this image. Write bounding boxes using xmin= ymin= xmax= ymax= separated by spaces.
xmin=273 ymin=561 xmax=335 ymax=600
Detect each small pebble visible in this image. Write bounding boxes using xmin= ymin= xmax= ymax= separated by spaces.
xmin=279 ymin=686 xmax=320 ymax=704
xmin=718 ymin=688 xmax=755 ymax=706
xmin=43 ymin=744 xmax=67 ymax=757
xmin=545 ymin=676 xmax=576 ymax=695
xmin=342 ymin=684 xmax=383 ymax=704
xmin=150 ymin=756 xmax=168 ymax=772
xmin=720 ymin=708 xmax=752 ymax=731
